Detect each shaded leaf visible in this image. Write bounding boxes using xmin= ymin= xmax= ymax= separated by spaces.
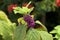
xmin=13 ymin=25 xmax=27 ymax=40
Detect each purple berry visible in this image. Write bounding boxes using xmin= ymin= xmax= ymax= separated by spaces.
xmin=23 ymin=15 xmax=35 ymax=28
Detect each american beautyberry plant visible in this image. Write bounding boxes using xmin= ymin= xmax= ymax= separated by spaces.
xmin=0 ymin=1 xmax=53 ymax=40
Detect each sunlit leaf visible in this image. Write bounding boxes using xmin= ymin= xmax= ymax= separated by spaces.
xmin=25 ymin=28 xmax=53 ymax=40
xmin=0 ymin=11 xmax=16 ymax=40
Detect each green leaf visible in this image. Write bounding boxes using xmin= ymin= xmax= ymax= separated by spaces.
xmin=18 ymin=18 xmax=27 ymax=25
xmin=35 ymin=0 xmax=55 ymax=12
xmin=50 ymin=25 xmax=60 ymax=40
xmin=35 ymin=20 xmax=47 ymax=31
xmin=25 ymin=28 xmax=53 ymax=40
xmin=0 ymin=11 xmax=16 ymax=40
xmin=54 ymin=25 xmax=60 ymax=29
xmin=25 ymin=28 xmax=41 ymax=40
xmin=13 ymin=7 xmax=24 ymax=14
xmin=0 ymin=11 xmax=12 ymax=25
xmin=40 ymin=31 xmax=53 ymax=40
xmin=50 ymin=30 xmax=56 ymax=34
xmin=13 ymin=7 xmax=34 ymax=14
xmin=13 ymin=25 xmax=27 ymax=40
xmin=0 ymin=20 xmax=16 ymax=40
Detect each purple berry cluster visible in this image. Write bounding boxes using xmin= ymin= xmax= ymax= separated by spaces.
xmin=23 ymin=15 xmax=35 ymax=28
